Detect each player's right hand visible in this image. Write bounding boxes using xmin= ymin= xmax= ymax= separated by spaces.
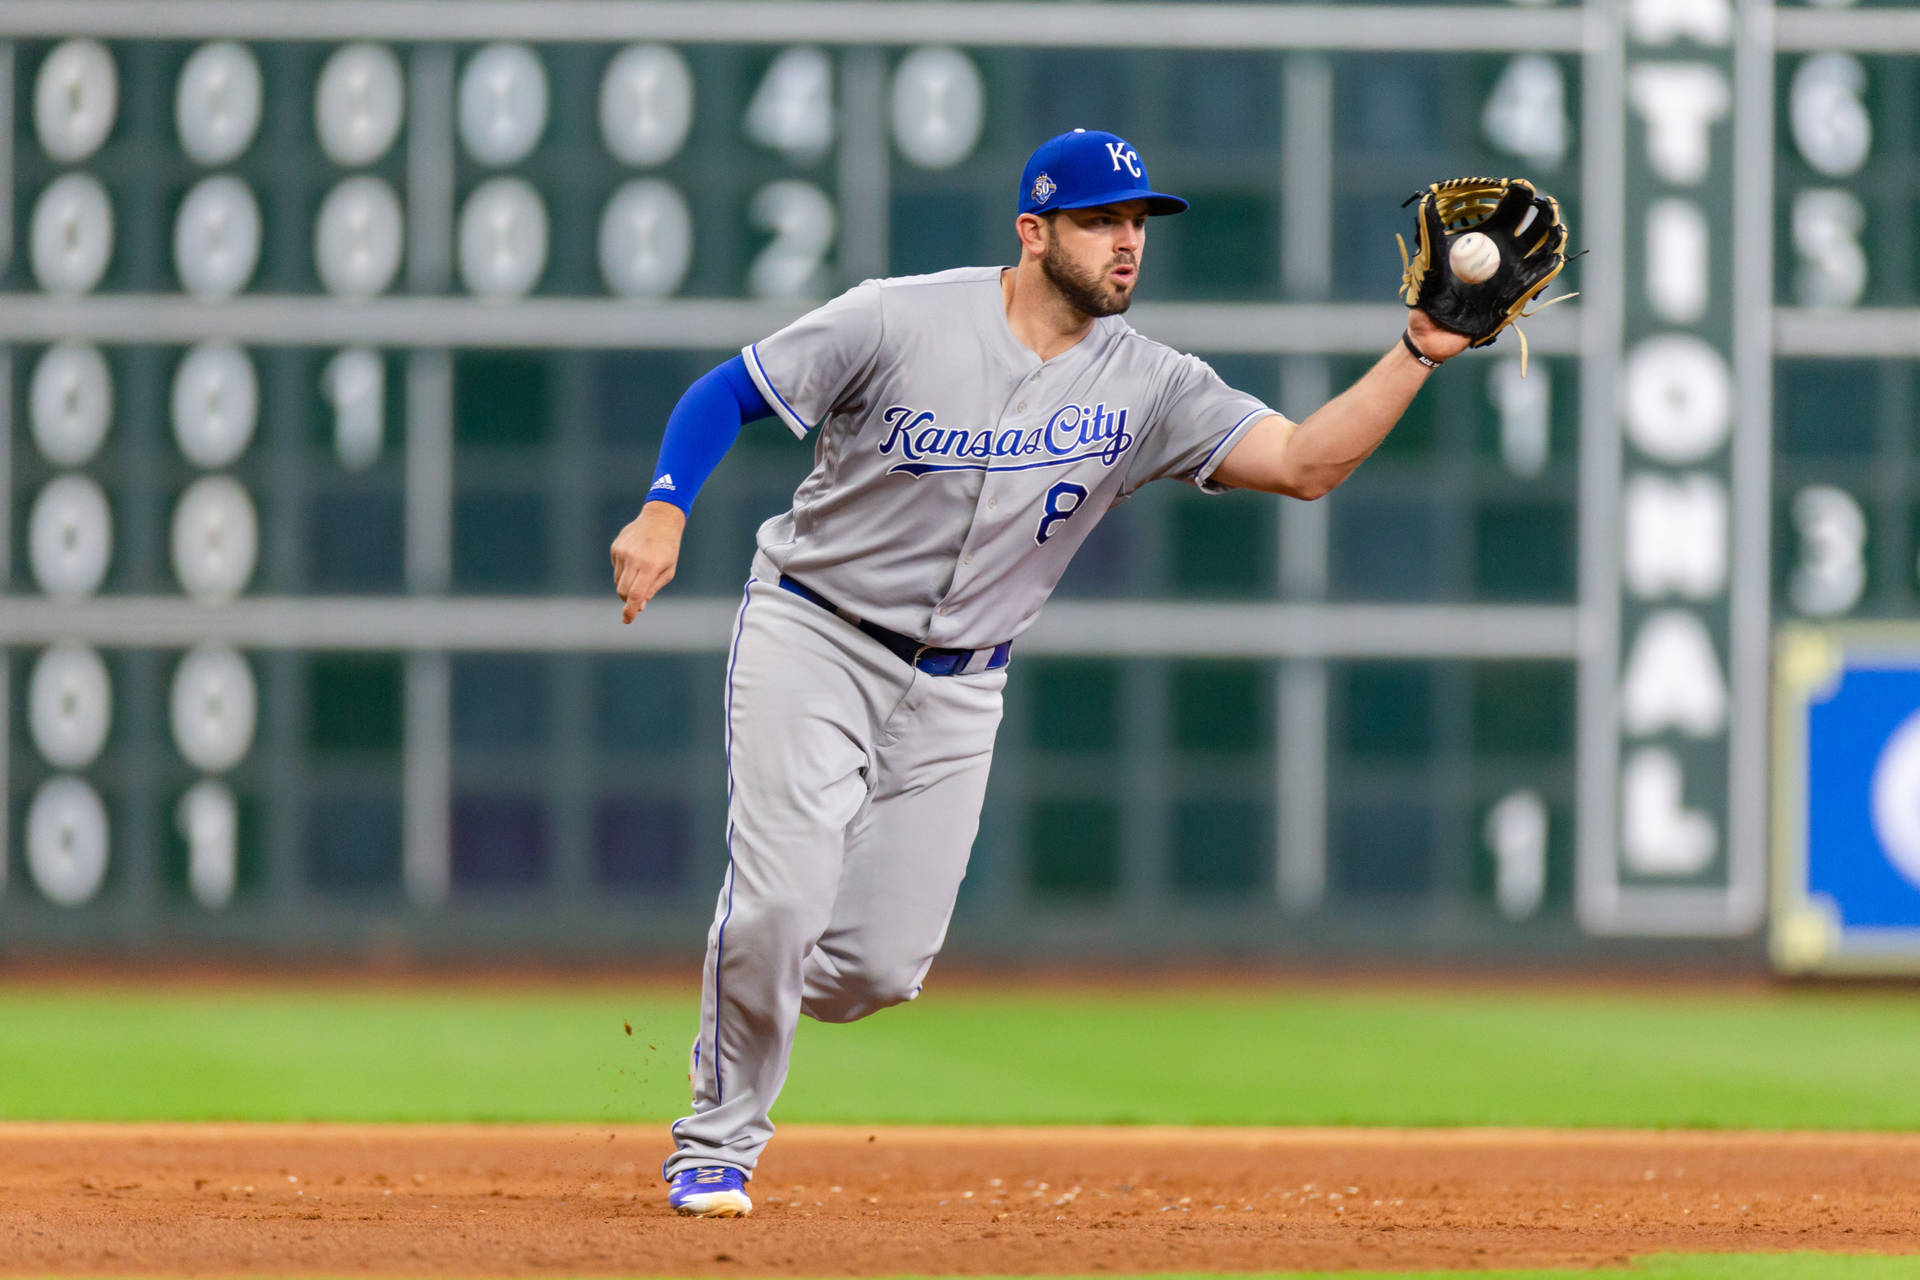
xmin=611 ymin=501 xmax=687 ymax=623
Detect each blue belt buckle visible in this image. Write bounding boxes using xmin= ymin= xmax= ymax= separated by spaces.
xmin=913 ymin=644 xmax=961 ymax=677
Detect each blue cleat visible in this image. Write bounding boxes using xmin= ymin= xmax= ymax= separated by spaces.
xmin=668 ymin=1165 xmax=752 ymax=1217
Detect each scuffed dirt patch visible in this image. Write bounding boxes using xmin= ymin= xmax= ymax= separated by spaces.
xmin=2 ymin=1124 xmax=1916 ymax=1274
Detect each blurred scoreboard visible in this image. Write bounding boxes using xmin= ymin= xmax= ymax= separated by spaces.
xmin=0 ymin=0 xmax=1912 ymax=959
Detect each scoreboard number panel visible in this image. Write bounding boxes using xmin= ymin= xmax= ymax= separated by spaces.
xmin=0 ymin=0 xmax=1910 ymax=959
xmin=175 ymin=41 xmax=263 ymax=168
xmin=30 ymin=341 xmax=112 ymax=466
xmin=600 ymin=44 xmax=694 ymax=168
xmin=315 ymin=43 xmax=405 ymax=168
xmin=0 ymin=15 xmax=1599 ymax=941
xmin=458 ymin=43 xmax=548 ymax=168
xmin=24 ymin=774 xmax=110 ymax=908
xmin=1770 ymin=43 xmax=1915 ymax=623
xmin=27 ymin=643 xmax=111 ymax=771
xmin=28 ymin=472 xmax=113 ymax=601
xmin=31 ymin=173 xmax=113 ymax=296
xmin=33 ymin=38 xmax=115 ymax=164
xmin=315 ymin=177 xmax=405 ymax=300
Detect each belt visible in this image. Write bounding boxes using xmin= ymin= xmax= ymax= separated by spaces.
xmin=778 ymin=576 xmax=1012 ymax=677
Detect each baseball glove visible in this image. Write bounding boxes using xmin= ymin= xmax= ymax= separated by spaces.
xmin=1397 ymin=176 xmax=1574 ymax=376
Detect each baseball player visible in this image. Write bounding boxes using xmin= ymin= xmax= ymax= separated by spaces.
xmin=610 ymin=131 xmax=1567 ymax=1217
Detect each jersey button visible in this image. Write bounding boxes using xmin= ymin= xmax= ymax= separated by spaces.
xmin=987 ymin=498 xmax=997 ymax=509
xmin=964 ymin=554 xmax=974 ymax=565
xmin=1016 ymin=401 xmax=1027 ymax=412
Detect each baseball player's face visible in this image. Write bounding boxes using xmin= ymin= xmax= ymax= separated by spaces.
xmin=1039 ymin=200 xmax=1149 ymax=318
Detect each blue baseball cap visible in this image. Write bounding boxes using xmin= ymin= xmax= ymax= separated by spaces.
xmin=1018 ymin=129 xmax=1188 ymax=217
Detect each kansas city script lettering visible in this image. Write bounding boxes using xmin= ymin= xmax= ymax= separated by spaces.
xmin=877 ymin=403 xmax=1134 ymax=477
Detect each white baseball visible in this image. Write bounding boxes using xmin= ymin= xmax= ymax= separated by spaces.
xmin=1449 ymin=232 xmax=1500 ymax=284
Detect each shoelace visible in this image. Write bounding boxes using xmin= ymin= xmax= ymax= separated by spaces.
xmin=689 ymin=1167 xmax=733 ymax=1186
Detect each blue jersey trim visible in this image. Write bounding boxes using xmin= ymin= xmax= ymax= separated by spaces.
xmin=1193 ymin=407 xmax=1270 ymax=491
xmin=743 ymin=344 xmax=810 ymax=439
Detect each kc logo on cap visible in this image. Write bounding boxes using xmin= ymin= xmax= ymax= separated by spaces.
xmin=1017 ymin=128 xmax=1188 ymax=217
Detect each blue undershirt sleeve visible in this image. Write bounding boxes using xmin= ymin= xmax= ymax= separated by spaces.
xmin=645 ymin=355 xmax=775 ymax=513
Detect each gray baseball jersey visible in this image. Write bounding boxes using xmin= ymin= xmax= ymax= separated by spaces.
xmin=741 ymin=266 xmax=1274 ymax=649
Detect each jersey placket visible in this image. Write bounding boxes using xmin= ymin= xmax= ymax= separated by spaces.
xmin=925 ymin=360 xmax=1053 ymax=647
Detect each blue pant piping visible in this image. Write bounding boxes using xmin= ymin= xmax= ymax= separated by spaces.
xmin=710 ymin=576 xmax=756 ymax=1106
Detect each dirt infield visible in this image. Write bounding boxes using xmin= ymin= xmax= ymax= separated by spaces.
xmin=4 ymin=1124 xmax=1917 ymax=1275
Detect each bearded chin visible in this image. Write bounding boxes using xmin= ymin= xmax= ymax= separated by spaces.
xmin=1041 ymin=242 xmax=1133 ymax=317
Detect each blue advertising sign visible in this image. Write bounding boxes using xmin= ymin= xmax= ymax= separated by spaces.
xmin=1774 ymin=627 xmax=1920 ymax=973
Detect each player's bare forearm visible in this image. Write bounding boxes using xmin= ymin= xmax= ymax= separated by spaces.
xmin=1211 ymin=313 xmax=1469 ymax=499
xmin=610 ymin=500 xmax=687 ymax=623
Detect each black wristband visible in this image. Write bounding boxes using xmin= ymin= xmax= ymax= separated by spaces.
xmin=1402 ymin=329 xmax=1441 ymax=370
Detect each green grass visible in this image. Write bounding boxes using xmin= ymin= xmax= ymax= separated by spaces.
xmin=2 ymin=984 xmax=1918 ymax=1128
xmin=922 ymin=1265 xmax=1920 ymax=1280
xmin=865 ymin=1265 xmax=1920 ymax=1280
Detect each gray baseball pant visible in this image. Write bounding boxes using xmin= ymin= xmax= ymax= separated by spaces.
xmin=664 ymin=557 xmax=1005 ymax=1179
